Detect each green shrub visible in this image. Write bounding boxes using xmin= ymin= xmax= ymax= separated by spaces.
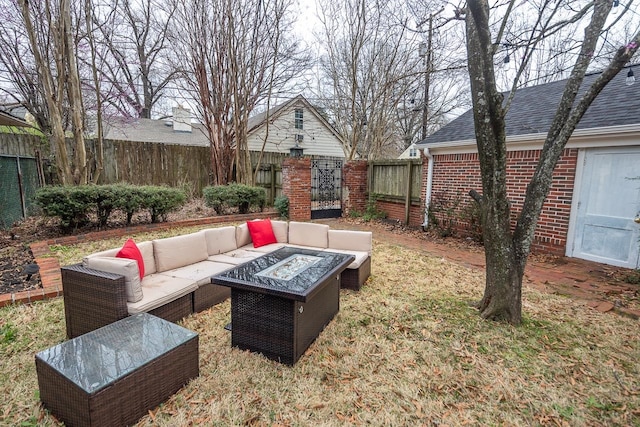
xmin=203 ymin=184 xmax=266 ymax=215
xmin=35 ymin=185 xmax=94 ymax=229
xmin=274 ymin=196 xmax=289 ymax=219
xmin=139 ymin=186 xmax=187 ymax=223
xmin=112 ymin=184 xmax=145 ymax=225
xmin=35 ymin=184 xmax=187 ymax=227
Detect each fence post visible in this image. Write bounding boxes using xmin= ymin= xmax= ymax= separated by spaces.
xmin=270 ymin=163 xmax=276 ymax=205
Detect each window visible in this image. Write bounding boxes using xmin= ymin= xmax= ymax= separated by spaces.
xmin=409 ymin=147 xmax=417 ymax=157
xmin=294 ymin=108 xmax=303 ymax=130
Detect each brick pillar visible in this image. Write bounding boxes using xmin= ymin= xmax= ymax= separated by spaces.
xmin=282 ymin=157 xmax=311 ymax=221
xmin=342 ymin=160 xmax=368 ymax=216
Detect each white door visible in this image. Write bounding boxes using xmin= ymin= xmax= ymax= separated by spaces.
xmin=571 ymin=147 xmax=640 ymax=268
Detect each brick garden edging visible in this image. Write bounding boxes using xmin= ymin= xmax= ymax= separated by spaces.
xmin=0 ymin=212 xmax=275 ymax=309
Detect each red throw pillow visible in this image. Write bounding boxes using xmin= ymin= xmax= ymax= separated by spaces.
xmin=246 ymin=219 xmax=277 ymax=248
xmin=116 ymin=238 xmax=145 ymax=280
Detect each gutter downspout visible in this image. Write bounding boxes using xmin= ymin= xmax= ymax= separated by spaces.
xmin=422 ymin=147 xmax=434 ymax=230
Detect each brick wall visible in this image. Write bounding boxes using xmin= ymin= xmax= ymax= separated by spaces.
xmin=376 ymin=200 xmax=424 ymax=227
xmin=428 ymin=148 xmax=578 ymax=255
xmin=282 ymin=157 xmax=311 ymax=221
xmin=342 ymin=160 xmax=368 ymax=216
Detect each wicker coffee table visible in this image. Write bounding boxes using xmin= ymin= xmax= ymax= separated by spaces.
xmin=35 ymin=313 xmax=199 ymax=427
xmin=212 ymin=246 xmax=354 ymax=365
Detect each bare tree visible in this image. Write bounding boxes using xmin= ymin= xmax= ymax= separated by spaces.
xmin=463 ymin=0 xmax=640 ymax=324
xmin=317 ymin=0 xmax=469 ymax=159
xmin=91 ymin=0 xmax=177 ymax=119
xmin=0 ymin=5 xmax=51 ymax=134
xmin=173 ymin=0 xmax=305 ymax=185
xmin=17 ymin=0 xmax=88 ymax=185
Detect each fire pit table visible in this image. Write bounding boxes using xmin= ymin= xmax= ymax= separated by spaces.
xmin=212 ymin=246 xmax=354 ymax=365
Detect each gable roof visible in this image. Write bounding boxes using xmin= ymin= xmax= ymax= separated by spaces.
xmin=247 ymin=95 xmax=344 ymax=143
xmin=417 ymin=65 xmax=640 ymax=146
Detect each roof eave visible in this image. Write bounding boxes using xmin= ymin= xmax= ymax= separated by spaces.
xmin=417 ymin=123 xmax=640 ymax=153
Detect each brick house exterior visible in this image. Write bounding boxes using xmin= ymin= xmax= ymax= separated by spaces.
xmin=416 ymin=66 xmax=640 ymax=268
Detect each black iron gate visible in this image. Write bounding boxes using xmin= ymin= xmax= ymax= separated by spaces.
xmin=311 ymin=158 xmax=342 ymax=219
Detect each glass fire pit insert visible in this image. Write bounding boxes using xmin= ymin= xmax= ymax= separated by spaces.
xmin=256 ymin=254 xmax=322 ymax=281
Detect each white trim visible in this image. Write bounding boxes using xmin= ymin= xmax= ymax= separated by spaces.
xmin=417 ymin=124 xmax=640 ymax=155
xmin=565 ymin=149 xmax=587 ymax=257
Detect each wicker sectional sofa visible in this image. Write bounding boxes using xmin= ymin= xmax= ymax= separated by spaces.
xmin=62 ymin=220 xmax=372 ymax=338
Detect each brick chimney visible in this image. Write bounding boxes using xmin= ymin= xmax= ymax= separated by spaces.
xmin=172 ymin=106 xmax=192 ymax=133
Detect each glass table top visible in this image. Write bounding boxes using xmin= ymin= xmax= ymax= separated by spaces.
xmin=212 ymin=246 xmax=354 ymax=300
xmin=36 ymin=313 xmax=197 ymax=394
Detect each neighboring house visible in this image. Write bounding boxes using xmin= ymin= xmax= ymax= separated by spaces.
xmin=104 ymin=106 xmax=210 ymax=146
xmin=398 ymin=143 xmax=419 ymax=159
xmin=416 ymin=66 xmax=640 ymax=269
xmin=247 ymin=95 xmax=346 ymax=158
xmin=0 ymin=108 xmax=29 ymax=127
xmin=105 ymin=97 xmax=346 ymax=158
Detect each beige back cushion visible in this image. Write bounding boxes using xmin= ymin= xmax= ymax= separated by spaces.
xmin=153 ymin=232 xmax=208 ymax=272
xmin=288 ymin=222 xmax=329 ymax=248
xmin=83 ymin=256 xmax=143 ymax=302
xmin=235 ymin=223 xmax=251 ymax=247
xmin=270 ymin=220 xmax=289 ymax=243
xmin=85 ymin=247 xmax=119 ymax=258
xmin=137 ymin=241 xmax=156 ymax=275
xmin=203 ymin=226 xmax=237 ymax=255
xmin=86 ymin=241 xmax=156 ymax=276
xmin=328 ymin=230 xmax=373 ymax=255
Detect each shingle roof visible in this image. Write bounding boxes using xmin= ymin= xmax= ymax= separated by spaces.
xmin=417 ymin=65 xmax=640 ymax=145
xmin=104 ymin=118 xmax=211 ymax=146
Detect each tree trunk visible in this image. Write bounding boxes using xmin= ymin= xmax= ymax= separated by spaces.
xmin=62 ymin=0 xmax=87 ymax=185
xmin=465 ymin=0 xmax=524 ymax=323
xmin=464 ymin=0 xmax=639 ymax=325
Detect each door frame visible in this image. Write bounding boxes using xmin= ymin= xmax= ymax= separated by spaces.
xmin=566 ymin=147 xmax=640 ymax=268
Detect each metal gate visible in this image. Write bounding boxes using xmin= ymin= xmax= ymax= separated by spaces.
xmin=311 ymin=158 xmax=342 ymax=219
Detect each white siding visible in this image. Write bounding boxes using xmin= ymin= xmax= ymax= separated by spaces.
xmin=247 ymin=103 xmax=345 ymax=158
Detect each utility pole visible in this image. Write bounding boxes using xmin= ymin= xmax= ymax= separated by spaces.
xmin=419 ymin=9 xmax=442 ymax=141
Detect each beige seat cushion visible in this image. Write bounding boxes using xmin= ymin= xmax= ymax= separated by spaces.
xmin=83 ymin=256 xmax=143 ymax=302
xmin=153 ymin=232 xmax=208 ymax=272
xmin=322 ymin=248 xmax=369 ymax=269
xmin=288 ymin=222 xmax=329 ymax=248
xmin=203 ymin=226 xmax=237 ymax=255
xmin=161 ymin=260 xmax=235 ymax=286
xmin=243 ymin=243 xmax=287 ymax=254
xmin=328 ymin=230 xmax=373 ymax=256
xmin=127 ymin=274 xmax=197 ymax=314
xmin=220 ymin=248 xmax=263 ymax=261
xmin=208 ymin=253 xmax=254 ymax=265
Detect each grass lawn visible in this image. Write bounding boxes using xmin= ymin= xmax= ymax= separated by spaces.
xmin=1 ymin=226 xmax=639 ymax=426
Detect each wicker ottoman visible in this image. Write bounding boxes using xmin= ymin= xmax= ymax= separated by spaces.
xmin=36 ymin=313 xmax=199 ymax=427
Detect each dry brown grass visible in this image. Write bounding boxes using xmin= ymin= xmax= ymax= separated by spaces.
xmin=1 ymin=230 xmax=639 ymax=426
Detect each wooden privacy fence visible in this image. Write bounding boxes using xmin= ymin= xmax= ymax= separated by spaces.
xmin=368 ymin=159 xmax=422 ymax=224
xmin=87 ymin=139 xmax=286 ymax=202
